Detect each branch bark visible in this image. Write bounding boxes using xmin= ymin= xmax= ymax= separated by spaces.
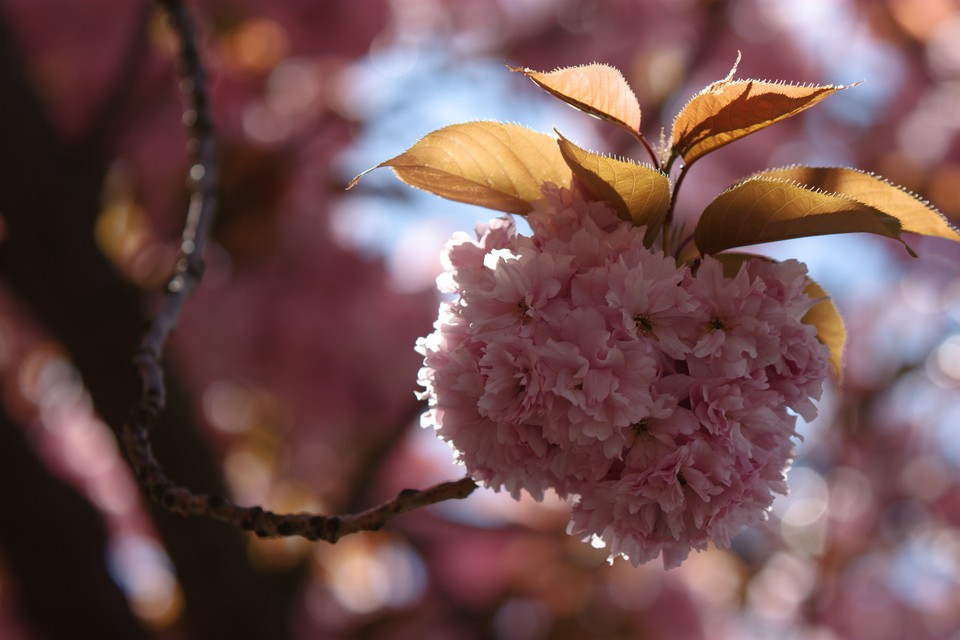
xmin=0 ymin=3 xmax=301 ymax=638
xmin=121 ymin=0 xmax=479 ymax=544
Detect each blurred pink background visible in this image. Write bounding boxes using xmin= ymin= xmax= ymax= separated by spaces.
xmin=0 ymin=1 xmax=959 ymax=638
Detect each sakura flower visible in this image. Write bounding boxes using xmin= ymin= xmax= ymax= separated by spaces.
xmin=417 ymin=184 xmax=831 ymax=568
xmin=476 ymin=335 xmax=546 ymax=425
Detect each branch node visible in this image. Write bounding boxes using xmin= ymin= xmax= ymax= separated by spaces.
xmin=240 ymin=506 xmax=264 ymax=531
xmin=326 ymin=516 xmax=341 ymax=542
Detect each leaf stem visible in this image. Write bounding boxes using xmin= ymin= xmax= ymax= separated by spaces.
xmin=667 ymin=153 xmax=683 ymax=175
xmin=632 ymin=130 xmax=660 ymax=170
xmin=663 ymin=163 xmax=690 ymax=257
xmin=674 ymin=232 xmax=697 ymax=258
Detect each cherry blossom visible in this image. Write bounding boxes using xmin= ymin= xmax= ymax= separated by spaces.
xmin=418 ymin=184 xmax=832 ymax=567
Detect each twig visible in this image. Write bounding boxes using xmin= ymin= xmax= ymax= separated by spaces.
xmin=122 ymin=0 xmax=477 ymax=541
xmin=662 ymin=163 xmax=690 ymax=257
xmin=629 ymin=129 xmax=660 ymax=170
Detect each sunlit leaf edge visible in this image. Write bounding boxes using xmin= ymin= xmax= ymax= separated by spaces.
xmin=554 ymin=131 xmax=671 ymax=241
xmin=668 ymin=75 xmax=855 ymax=168
xmin=757 ymin=164 xmax=960 ymax=243
xmin=509 ymin=63 xmax=643 ymax=134
xmin=348 ymin=121 xmax=572 ymax=215
xmin=694 ymin=175 xmax=912 ymax=256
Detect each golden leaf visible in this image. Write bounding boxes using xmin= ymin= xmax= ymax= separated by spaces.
xmin=349 ymin=122 xmax=572 ymax=214
xmin=670 ymin=55 xmax=851 ymax=166
xmin=511 ymin=63 xmax=642 ymax=134
xmin=711 ymin=251 xmax=765 ymax=278
xmin=802 ymin=279 xmax=846 ymax=380
xmin=555 ymin=132 xmax=671 ymax=241
xmin=695 ymin=177 xmax=909 ymax=255
xmin=762 ymin=165 xmax=960 ymax=243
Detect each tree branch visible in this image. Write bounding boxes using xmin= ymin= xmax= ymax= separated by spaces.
xmin=122 ymin=0 xmax=478 ymax=541
xmin=0 ymin=3 xmax=304 ymax=635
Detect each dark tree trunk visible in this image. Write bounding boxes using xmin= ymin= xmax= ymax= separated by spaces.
xmin=0 ymin=5 xmax=305 ymax=638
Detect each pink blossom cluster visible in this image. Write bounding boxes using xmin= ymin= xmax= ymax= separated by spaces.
xmin=417 ymin=185 xmax=831 ymax=568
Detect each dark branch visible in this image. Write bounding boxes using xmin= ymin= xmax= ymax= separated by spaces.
xmin=122 ymin=0 xmax=478 ymax=540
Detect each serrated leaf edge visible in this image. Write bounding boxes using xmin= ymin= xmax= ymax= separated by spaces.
xmin=510 ymin=63 xmax=642 ymax=131
xmin=697 ymin=174 xmax=915 ymax=255
xmin=668 ymin=78 xmax=857 ymax=165
xmin=756 ymin=164 xmax=960 ymax=238
xmin=672 ymin=79 xmax=856 ymax=121
xmin=708 ymin=173 xmax=899 ymax=217
xmin=554 ymin=130 xmax=665 ymax=175
xmin=348 ymin=119 xmax=557 ymax=190
xmin=555 ymin=131 xmax=671 ymax=242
